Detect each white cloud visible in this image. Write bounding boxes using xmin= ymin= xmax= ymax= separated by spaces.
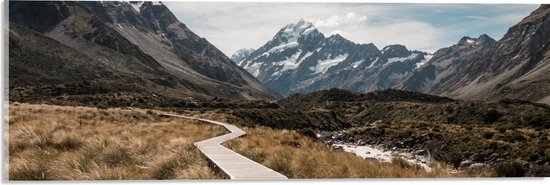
xmin=311 ymin=12 xmax=444 ymax=52
xmin=329 ymin=29 xmax=349 ymax=36
xmin=311 ymin=12 xmax=368 ymax=28
xmin=352 ymin=21 xmax=445 ymax=52
xmin=163 ymin=2 xmax=538 ymax=55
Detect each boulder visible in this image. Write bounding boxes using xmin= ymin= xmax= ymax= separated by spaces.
xmin=516 ymin=159 xmax=530 ymax=168
xmin=470 ymin=154 xmax=485 ymax=162
xmin=469 ymin=163 xmax=486 ymax=169
xmin=332 ymin=145 xmax=344 ymax=152
xmin=414 ymin=149 xmax=427 ymax=155
xmin=460 ymin=160 xmax=475 ymax=169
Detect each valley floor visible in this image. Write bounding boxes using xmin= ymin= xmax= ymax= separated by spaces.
xmin=7 ymin=103 xmax=490 ymax=180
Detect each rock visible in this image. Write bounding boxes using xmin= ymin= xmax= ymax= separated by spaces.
xmin=365 ymin=151 xmax=371 ymax=154
xmin=401 ymin=153 xmax=414 ymax=159
xmin=332 ymin=145 xmax=344 ymax=152
xmin=468 ymin=163 xmax=486 ymax=169
xmin=470 ymin=154 xmax=485 ymax=162
xmin=460 ymin=160 xmax=475 ymax=169
xmin=516 ymin=159 xmax=530 ymax=167
xmin=414 ymin=150 xmax=427 ymax=155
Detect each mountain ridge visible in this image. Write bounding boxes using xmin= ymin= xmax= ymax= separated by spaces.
xmin=9 ymin=1 xmax=280 ymax=103
xmin=434 ymin=4 xmax=550 ymax=104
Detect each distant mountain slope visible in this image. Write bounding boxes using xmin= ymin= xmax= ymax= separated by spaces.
xmin=231 ymin=48 xmax=255 ymax=65
xmin=9 ymin=22 xmax=184 ymax=106
xmin=434 ymin=4 xmax=550 ymax=104
xmin=238 ymin=19 xmax=430 ymax=96
xmin=395 ymin=34 xmax=496 ymax=93
xmin=9 ymin=1 xmax=279 ymax=102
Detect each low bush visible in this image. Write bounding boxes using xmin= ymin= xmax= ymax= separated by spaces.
xmin=493 ymin=162 xmax=525 ymax=177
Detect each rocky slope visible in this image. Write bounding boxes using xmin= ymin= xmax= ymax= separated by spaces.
xmin=434 ymin=5 xmax=550 ymax=104
xmin=9 ymin=1 xmax=279 ymax=103
xmin=237 ymin=19 xmax=430 ymax=96
xmin=395 ymin=34 xmax=496 ymax=93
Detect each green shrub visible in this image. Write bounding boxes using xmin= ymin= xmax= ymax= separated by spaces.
xmin=529 ymin=165 xmax=550 ymax=177
xmin=496 ymin=125 xmax=508 ymax=133
xmin=484 ymin=108 xmax=502 ymax=123
xmin=494 ymin=162 xmax=525 ymax=177
xmin=298 ymin=128 xmax=317 ymax=139
xmin=513 ymin=133 xmax=526 ymax=142
xmin=482 ymin=132 xmax=495 ymax=139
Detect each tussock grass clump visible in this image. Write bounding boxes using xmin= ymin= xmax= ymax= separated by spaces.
xmin=223 ymin=125 xmax=471 ymax=178
xmin=8 ymin=103 xmax=226 ymax=180
xmin=9 ymin=149 xmax=58 ymax=180
xmin=150 ymin=145 xmax=204 ymax=179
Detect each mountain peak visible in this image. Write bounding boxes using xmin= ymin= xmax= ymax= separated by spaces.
xmin=458 ymin=34 xmax=496 ymax=46
xmin=381 ymin=44 xmax=411 ymax=57
xmin=280 ymin=19 xmax=318 ymax=37
xmin=476 ymin=34 xmax=496 ymax=44
xmin=458 ymin=36 xmax=475 ymax=44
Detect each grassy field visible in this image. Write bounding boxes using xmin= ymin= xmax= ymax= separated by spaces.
xmin=177 ymin=113 xmax=487 ymax=178
xmin=7 ymin=103 xmax=494 ymax=180
xmin=7 ymin=103 xmax=226 ymax=180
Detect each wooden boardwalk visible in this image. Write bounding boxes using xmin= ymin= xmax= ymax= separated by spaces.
xmin=162 ymin=114 xmax=288 ymax=180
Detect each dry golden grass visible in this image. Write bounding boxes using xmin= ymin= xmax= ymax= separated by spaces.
xmin=168 ymin=111 xmax=493 ymax=178
xmin=7 ymin=103 xmax=226 ymax=180
xmin=219 ymin=124 xmax=491 ymax=178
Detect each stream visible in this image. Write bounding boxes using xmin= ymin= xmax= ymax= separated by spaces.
xmin=318 ymin=132 xmax=433 ymax=172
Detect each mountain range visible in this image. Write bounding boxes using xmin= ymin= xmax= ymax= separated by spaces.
xmin=236 ymin=19 xmax=430 ymax=96
xmin=8 ymin=1 xmax=550 ymax=105
xmin=9 ymin=1 xmax=279 ymax=105
xmin=236 ymin=5 xmax=550 ymax=103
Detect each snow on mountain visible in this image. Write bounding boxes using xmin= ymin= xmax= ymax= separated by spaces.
xmin=231 ymin=48 xmax=255 ymax=65
xmin=314 ymin=54 xmax=348 ymax=74
xmin=237 ymin=19 xmax=430 ymax=96
xmin=130 ymin=1 xmax=144 ymax=12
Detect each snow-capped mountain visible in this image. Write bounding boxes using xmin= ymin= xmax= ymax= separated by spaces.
xmin=231 ymin=48 xmax=255 ymax=65
xmin=395 ymin=34 xmax=496 ymax=93
xmin=238 ymin=19 xmax=430 ymax=96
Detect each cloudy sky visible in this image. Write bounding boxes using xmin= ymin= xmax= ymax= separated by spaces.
xmin=163 ymin=2 xmax=539 ymax=56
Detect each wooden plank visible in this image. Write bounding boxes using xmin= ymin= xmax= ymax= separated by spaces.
xmin=162 ymin=114 xmax=288 ymax=180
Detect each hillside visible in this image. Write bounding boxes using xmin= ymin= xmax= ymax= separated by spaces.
xmin=9 ymin=1 xmax=279 ymax=105
xmin=395 ymin=34 xmax=496 ymax=93
xmin=434 ymin=5 xmax=550 ymax=104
